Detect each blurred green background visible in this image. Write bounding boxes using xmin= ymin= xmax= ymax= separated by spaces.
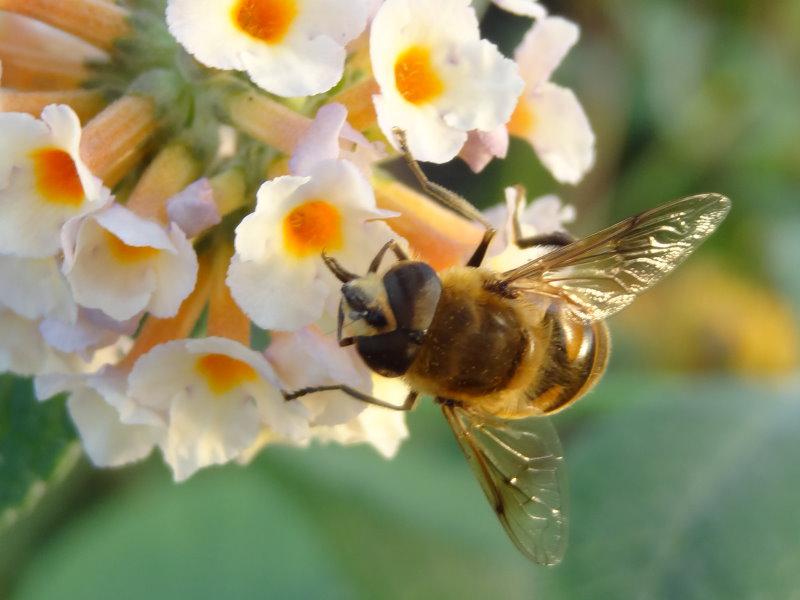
xmin=2 ymin=1 xmax=799 ymax=598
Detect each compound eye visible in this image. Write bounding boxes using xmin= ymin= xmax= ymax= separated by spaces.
xmin=365 ymin=309 xmax=388 ymax=328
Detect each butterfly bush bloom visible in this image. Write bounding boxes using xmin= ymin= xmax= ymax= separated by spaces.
xmin=370 ymin=0 xmax=523 ymax=162
xmin=36 ymin=366 xmax=164 ymax=468
xmin=0 ymin=0 xmax=594 ymax=481
xmin=167 ymin=0 xmax=368 ymax=96
xmin=228 ymin=106 xmax=396 ymax=331
xmin=0 ymin=105 xmax=109 ymax=257
xmin=509 ymin=16 xmax=595 ymax=184
xmin=129 ymin=337 xmax=309 ymax=481
xmin=62 ymin=203 xmax=198 ymax=321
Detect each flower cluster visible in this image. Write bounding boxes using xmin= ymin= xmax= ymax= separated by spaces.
xmin=0 ymin=0 xmax=591 ymax=481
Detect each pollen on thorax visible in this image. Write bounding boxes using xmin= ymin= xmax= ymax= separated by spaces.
xmin=507 ymin=96 xmax=537 ymax=137
xmin=232 ymin=0 xmax=298 ymax=44
xmin=103 ymin=230 xmax=161 ymax=264
xmin=196 ymin=353 xmax=258 ymax=395
xmin=282 ymin=199 xmax=343 ymax=258
xmin=394 ymin=45 xmax=444 ymax=105
xmin=30 ymin=147 xmax=85 ymax=206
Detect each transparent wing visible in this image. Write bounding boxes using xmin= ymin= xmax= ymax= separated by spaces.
xmin=442 ymin=404 xmax=568 ymax=566
xmin=500 ymin=194 xmax=731 ymax=321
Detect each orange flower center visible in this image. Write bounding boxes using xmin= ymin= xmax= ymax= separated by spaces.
xmin=103 ymin=230 xmax=160 ymax=264
xmin=30 ymin=147 xmax=85 ymax=206
xmin=507 ymin=96 xmax=537 ymax=138
xmin=232 ymin=0 xmax=298 ymax=44
xmin=196 ymin=353 xmax=258 ymax=395
xmin=282 ymin=199 xmax=343 ymax=257
xmin=394 ymin=45 xmax=444 ymax=105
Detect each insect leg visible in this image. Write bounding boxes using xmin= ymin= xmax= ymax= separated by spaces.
xmin=393 ymin=127 xmax=491 ymax=228
xmin=368 ymin=240 xmax=409 ymax=273
xmin=466 ymin=228 xmax=497 ymax=267
xmin=283 ymin=385 xmax=419 ymax=411
xmin=507 ymin=184 xmax=574 ymax=249
xmin=515 ymin=232 xmax=574 ymax=249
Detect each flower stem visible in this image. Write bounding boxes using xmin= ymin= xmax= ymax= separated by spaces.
xmin=209 ymin=169 xmax=248 ymax=217
xmin=0 ymin=0 xmax=129 ymax=50
xmin=0 ymin=12 xmax=106 ymax=90
xmin=118 ymin=252 xmax=213 ymax=371
xmin=126 ymin=143 xmax=201 ymax=223
xmin=206 ymin=242 xmax=250 ymax=344
xmin=330 ymin=76 xmax=379 ymax=131
xmin=80 ymin=95 xmax=158 ymax=187
xmin=225 ymin=91 xmax=312 ymax=155
xmin=0 ymin=89 xmax=105 ymax=122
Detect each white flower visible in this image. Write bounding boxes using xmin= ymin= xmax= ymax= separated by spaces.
xmin=0 ymin=254 xmax=76 ymax=322
xmin=39 ymin=308 xmax=138 ymax=356
xmin=128 ymin=337 xmax=309 ymax=481
xmin=492 ymin=0 xmax=547 ymax=18
xmin=0 ymin=309 xmax=68 ymax=376
xmin=166 ymin=0 xmax=368 ymax=97
xmin=166 ymin=178 xmax=222 ymax=238
xmin=311 ymin=375 xmax=409 ymax=458
xmin=265 ymin=327 xmax=371 ymax=426
xmin=228 ymin=158 xmax=396 ymax=330
xmin=62 ymin=203 xmax=198 ymax=321
xmin=458 ymin=126 xmax=509 ymax=173
xmin=509 ymin=16 xmax=595 ymax=184
xmin=0 ymin=105 xmax=110 ymax=258
xmin=35 ymin=367 xmax=164 ymax=468
xmin=370 ymin=0 xmax=523 ymax=163
xmin=484 ymin=187 xmax=575 ymax=272
xmin=288 ymin=103 xmax=385 ymax=178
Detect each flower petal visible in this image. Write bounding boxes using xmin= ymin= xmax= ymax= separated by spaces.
xmin=525 ymin=82 xmax=595 ymax=184
xmin=166 ymin=178 xmax=222 ymax=238
xmin=515 ymin=16 xmax=579 ymax=90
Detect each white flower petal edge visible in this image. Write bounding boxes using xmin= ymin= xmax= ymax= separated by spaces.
xmin=525 ymin=82 xmax=595 ymax=185
xmin=492 ymin=0 xmax=547 ymax=19
xmin=0 ymin=105 xmax=110 ymax=258
xmin=40 ymin=308 xmax=139 ymax=356
xmin=0 ymin=309 xmax=68 ymax=376
xmin=166 ymin=178 xmax=222 ymax=238
xmin=290 ymin=103 xmax=386 ymax=178
xmin=370 ymin=0 xmax=523 ymax=163
xmin=265 ymin=328 xmax=371 ymax=427
xmin=311 ymin=375 xmax=409 ymax=458
xmin=228 ymin=159 xmax=396 ymax=331
xmin=484 ymin=188 xmax=576 ymax=272
xmin=35 ymin=368 xmax=164 ymax=468
xmin=166 ymin=0 xmax=367 ymax=97
xmin=515 ymin=15 xmax=578 ymax=89
xmin=512 ymin=16 xmax=595 ymax=184
xmin=128 ymin=337 xmax=310 ymax=481
xmin=0 ymin=254 xmax=77 ymax=322
xmin=458 ymin=126 xmax=510 ymax=173
xmin=63 ymin=204 xmax=198 ymax=321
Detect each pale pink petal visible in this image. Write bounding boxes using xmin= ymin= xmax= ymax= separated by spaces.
xmin=459 ymin=126 xmax=510 ymax=173
xmin=166 ymin=178 xmax=222 ymax=237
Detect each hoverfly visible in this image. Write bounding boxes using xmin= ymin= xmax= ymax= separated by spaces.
xmin=284 ymin=129 xmax=731 ymax=565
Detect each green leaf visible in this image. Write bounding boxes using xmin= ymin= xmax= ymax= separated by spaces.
xmin=10 ymin=376 xmax=800 ymax=599
xmin=537 ymin=375 xmax=800 ymax=599
xmin=0 ymin=375 xmax=79 ymax=531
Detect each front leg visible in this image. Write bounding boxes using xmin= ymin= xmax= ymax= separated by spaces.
xmin=394 ymin=127 xmax=491 ymax=228
xmin=283 ymin=385 xmax=419 ymax=412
